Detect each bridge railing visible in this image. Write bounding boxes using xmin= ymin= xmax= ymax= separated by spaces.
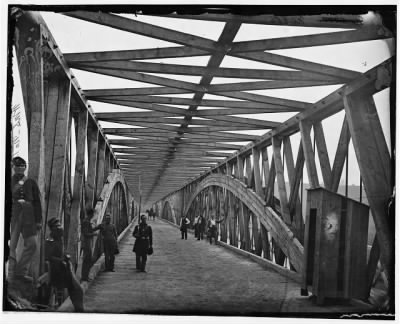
xmin=156 ymin=58 xmax=394 ymax=300
xmin=8 ymin=10 xmax=138 ymax=306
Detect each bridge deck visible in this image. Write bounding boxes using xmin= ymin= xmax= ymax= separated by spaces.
xmin=75 ymin=219 xmax=373 ymax=316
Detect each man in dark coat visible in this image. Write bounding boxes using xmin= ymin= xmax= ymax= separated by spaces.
xmin=95 ymin=214 xmax=118 ymax=272
xmin=80 ymin=209 xmax=98 ymax=281
xmin=45 ymin=218 xmax=84 ymax=312
xmin=132 ymin=215 xmax=152 ymax=272
xmin=179 ymin=215 xmax=190 ymax=240
xmin=197 ymin=215 xmax=205 ymax=240
xmin=9 ymin=156 xmax=42 ymax=281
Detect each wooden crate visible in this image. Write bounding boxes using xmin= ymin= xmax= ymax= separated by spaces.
xmin=301 ymin=188 xmax=369 ymax=305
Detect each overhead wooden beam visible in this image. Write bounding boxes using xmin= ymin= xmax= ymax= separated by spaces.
xmin=233 ymin=51 xmax=360 ymax=81
xmin=153 ymin=12 xmax=367 ymax=29
xmin=230 ymin=27 xmax=392 ymax=53
xmin=85 ymin=78 xmax=341 ymax=98
xmin=72 ymin=59 xmax=336 ymax=82
xmin=95 ymin=94 xmax=308 ymax=110
xmin=65 ymin=46 xmax=207 ymax=63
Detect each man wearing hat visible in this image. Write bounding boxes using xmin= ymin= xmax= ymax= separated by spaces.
xmin=9 ymin=156 xmax=42 ymax=281
xmin=80 ymin=209 xmax=99 ymax=281
xmin=94 ymin=214 xmax=118 ymax=272
xmin=45 ymin=218 xmax=84 ymax=311
xmin=132 ymin=214 xmax=153 ymax=272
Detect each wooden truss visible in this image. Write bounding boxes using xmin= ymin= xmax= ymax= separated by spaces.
xmin=11 ymin=7 xmax=394 ymax=301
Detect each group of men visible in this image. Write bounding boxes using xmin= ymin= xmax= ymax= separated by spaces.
xmin=8 ymin=156 xmax=119 ymax=311
xmin=180 ymin=214 xmax=222 ymax=244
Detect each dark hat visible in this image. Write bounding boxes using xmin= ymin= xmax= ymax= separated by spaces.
xmin=105 ymin=214 xmax=111 ymax=219
xmin=12 ymin=156 xmax=26 ymax=167
xmin=48 ymin=218 xmax=61 ymax=228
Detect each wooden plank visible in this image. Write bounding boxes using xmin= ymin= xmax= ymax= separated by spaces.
xmin=344 ymin=89 xmax=393 ymax=286
xmin=272 ymin=137 xmax=291 ymax=224
xmin=65 ymin=46 xmax=207 ymax=63
xmin=299 ymin=121 xmax=319 ymax=188
xmin=96 ymin=137 xmax=106 ymax=199
xmin=71 ymin=65 xmax=199 ymax=92
xmin=366 ymin=235 xmax=380 ymax=294
xmin=288 ymin=144 xmax=305 ymax=213
xmin=102 ymin=114 xmax=281 ymax=129
xmin=85 ymin=79 xmax=341 ymax=99
xmin=73 ymin=59 xmax=335 ymax=82
xmin=98 ymin=95 xmax=306 ymax=111
xmin=260 ymin=225 xmax=271 ymax=260
xmin=86 ymin=121 xmax=99 ymax=209
xmin=209 ymin=79 xmax=344 ymax=92
xmin=86 ymin=86 xmax=190 ymax=97
xmin=261 ymin=148 xmax=270 ymax=195
xmin=104 ymin=128 xmax=260 ymax=141
xmin=265 ymin=156 xmax=276 ymax=206
xmin=245 ymin=155 xmax=253 ymax=188
xmin=230 ymin=27 xmax=392 ymax=53
xmin=156 ymin=12 xmax=366 ymax=28
xmin=283 ymin=137 xmax=295 ymax=185
xmin=15 ymin=13 xmax=46 ymax=202
xmin=67 ymin=109 xmax=88 ymax=265
xmin=46 ymin=76 xmax=72 ymax=224
xmin=252 ymin=147 xmax=263 ymax=196
xmin=234 ymin=51 xmax=360 ymax=81
xmin=44 ymin=76 xmax=61 ymax=206
xmin=330 ymin=116 xmax=351 ymax=192
xmin=313 ymin=122 xmax=332 ymax=188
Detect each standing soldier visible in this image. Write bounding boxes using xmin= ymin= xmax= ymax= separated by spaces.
xmin=45 ymin=218 xmax=84 ymax=312
xmin=132 ymin=215 xmax=153 ymax=272
xmin=9 ymin=156 xmax=42 ymax=282
xmin=95 ymin=214 xmax=118 ymax=272
xmin=80 ymin=209 xmax=98 ymax=281
xmin=193 ymin=214 xmax=200 ymax=239
xmin=179 ymin=215 xmax=190 ymax=240
xmin=197 ymin=215 xmax=205 ymax=241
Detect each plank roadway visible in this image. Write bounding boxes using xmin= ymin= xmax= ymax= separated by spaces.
xmin=82 ymin=218 xmax=374 ymax=316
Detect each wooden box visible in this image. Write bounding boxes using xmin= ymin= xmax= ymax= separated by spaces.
xmin=302 ymin=188 xmax=369 ymax=304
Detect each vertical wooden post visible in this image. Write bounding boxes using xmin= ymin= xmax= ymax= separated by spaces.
xmin=96 ymin=137 xmax=106 ymax=200
xmin=245 ymin=155 xmax=253 ymax=188
xmin=300 ymin=120 xmax=319 ymax=188
xmin=67 ymin=109 xmax=88 ymax=266
xmin=45 ymin=76 xmax=72 ymax=227
xmin=272 ymin=137 xmax=291 ymax=224
xmin=86 ymin=120 xmax=99 ymax=210
xmin=14 ymin=12 xmax=46 ymax=278
xmin=252 ymin=147 xmax=263 ymax=196
xmin=314 ymin=122 xmax=332 ymax=189
xmin=344 ymin=89 xmax=393 ymax=291
xmin=330 ymin=116 xmax=351 ymax=192
xmin=284 ymin=137 xmax=305 ymax=243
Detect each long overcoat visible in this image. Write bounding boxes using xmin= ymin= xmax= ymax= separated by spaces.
xmin=11 ymin=175 xmax=42 ymax=238
xmin=132 ymin=223 xmax=152 ymax=255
